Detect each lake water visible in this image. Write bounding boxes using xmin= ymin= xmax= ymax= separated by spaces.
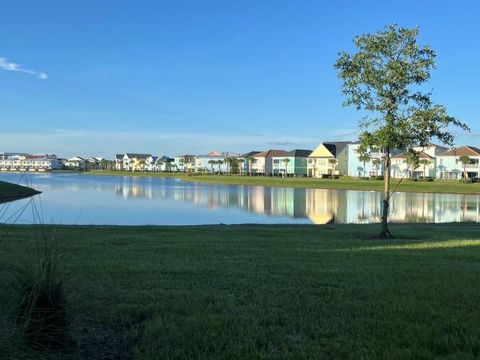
xmin=1 ymin=173 xmax=479 ymax=225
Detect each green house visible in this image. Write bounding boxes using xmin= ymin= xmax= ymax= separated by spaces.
xmin=271 ymin=149 xmax=312 ymax=177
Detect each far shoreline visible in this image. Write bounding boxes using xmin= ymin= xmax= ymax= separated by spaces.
xmin=2 ymin=170 xmax=480 ymax=196
xmin=83 ymin=170 xmax=480 ymax=196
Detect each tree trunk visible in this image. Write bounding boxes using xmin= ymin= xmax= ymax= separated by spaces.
xmin=380 ymin=151 xmax=394 ymax=239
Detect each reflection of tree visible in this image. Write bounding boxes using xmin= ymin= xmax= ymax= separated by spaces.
xmin=105 ymin=178 xmax=480 ymax=225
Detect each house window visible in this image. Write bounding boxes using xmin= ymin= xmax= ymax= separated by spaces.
xmin=273 ymin=160 xmax=280 ymax=164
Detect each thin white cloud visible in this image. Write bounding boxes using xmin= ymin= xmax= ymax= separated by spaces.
xmin=0 ymin=57 xmax=48 ymax=80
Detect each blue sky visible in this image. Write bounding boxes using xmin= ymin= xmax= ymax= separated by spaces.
xmin=1 ymin=0 xmax=479 ymax=157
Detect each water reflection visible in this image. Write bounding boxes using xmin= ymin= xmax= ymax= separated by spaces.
xmin=109 ymin=178 xmax=480 ymax=224
xmin=1 ymin=173 xmax=479 ymax=225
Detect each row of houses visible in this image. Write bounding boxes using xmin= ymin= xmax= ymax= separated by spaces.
xmin=0 ymin=153 xmax=106 ymax=172
xmin=116 ymin=142 xmax=480 ymax=180
xmin=3 ymin=141 xmax=479 ymax=180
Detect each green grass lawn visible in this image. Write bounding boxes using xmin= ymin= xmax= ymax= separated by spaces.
xmin=88 ymin=170 xmax=480 ymax=194
xmin=0 ymin=180 xmax=40 ymax=203
xmin=1 ymin=223 xmax=479 ymax=359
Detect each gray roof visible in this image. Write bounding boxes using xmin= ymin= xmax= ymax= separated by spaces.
xmin=125 ymin=153 xmax=151 ymax=159
xmin=241 ymin=151 xmax=262 ymax=158
xmin=157 ymin=156 xmax=174 ymax=162
xmin=323 ymin=142 xmax=354 ymax=156
xmin=286 ymin=149 xmax=312 ymax=157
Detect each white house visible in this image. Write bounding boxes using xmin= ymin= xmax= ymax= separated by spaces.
xmin=436 ymin=146 xmax=480 ymax=180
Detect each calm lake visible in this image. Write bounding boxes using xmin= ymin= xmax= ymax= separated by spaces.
xmin=1 ymin=173 xmax=479 ymax=225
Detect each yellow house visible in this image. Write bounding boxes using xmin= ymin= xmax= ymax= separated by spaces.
xmin=307 ymin=142 xmax=352 ymax=178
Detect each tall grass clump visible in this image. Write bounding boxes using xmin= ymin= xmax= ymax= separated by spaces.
xmin=13 ymin=231 xmax=71 ymax=351
xmin=0 ymin=178 xmax=72 ymax=356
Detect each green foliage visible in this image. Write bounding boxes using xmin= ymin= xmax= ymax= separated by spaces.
xmin=335 ymin=24 xmax=469 ymax=154
xmin=335 ymin=24 xmax=469 ymax=237
xmin=225 ymin=158 xmax=240 ymax=174
xmin=459 ymin=155 xmax=470 ymax=166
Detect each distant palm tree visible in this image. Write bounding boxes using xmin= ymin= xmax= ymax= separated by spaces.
xmin=178 ymin=158 xmax=185 ymax=172
xmin=283 ymin=157 xmax=290 ymax=177
xmin=358 ymin=153 xmax=370 ymax=178
xmin=419 ymin=159 xmax=431 ymax=178
xmin=247 ymin=156 xmax=255 ymax=175
xmin=208 ymin=160 xmax=215 ymax=173
xmin=237 ymin=158 xmax=244 ymax=175
xmin=459 ymin=155 xmax=470 ymax=181
xmin=184 ymin=155 xmax=195 ymax=173
xmin=372 ymin=158 xmax=382 ymax=177
xmin=217 ymin=160 xmax=224 ymax=174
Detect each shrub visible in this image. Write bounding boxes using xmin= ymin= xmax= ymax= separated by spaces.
xmin=14 ymin=235 xmax=71 ymax=350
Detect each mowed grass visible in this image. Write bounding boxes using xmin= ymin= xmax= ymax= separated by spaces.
xmin=1 ymin=223 xmax=479 ymax=359
xmin=88 ymin=171 xmax=480 ymax=194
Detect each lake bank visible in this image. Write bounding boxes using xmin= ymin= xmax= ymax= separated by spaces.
xmin=1 ymin=223 xmax=479 ymax=358
xmin=0 ymin=180 xmax=40 ymax=204
xmin=87 ymin=170 xmax=480 ymax=195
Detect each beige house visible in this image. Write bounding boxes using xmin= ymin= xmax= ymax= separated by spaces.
xmin=251 ymin=151 xmax=268 ymax=175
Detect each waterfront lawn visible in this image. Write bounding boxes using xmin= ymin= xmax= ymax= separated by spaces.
xmin=1 ymin=223 xmax=479 ymax=359
xmin=0 ymin=180 xmax=40 ymax=203
xmin=88 ymin=170 xmax=480 ymax=194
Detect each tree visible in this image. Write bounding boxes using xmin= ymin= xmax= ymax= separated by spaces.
xmin=217 ymin=160 xmax=224 ymax=174
xmin=403 ymin=150 xmax=420 ymax=178
xmin=237 ymin=158 xmax=244 ymax=175
xmin=335 ymin=24 xmax=469 ymax=238
xmin=358 ymin=152 xmax=371 ymax=178
xmin=459 ymin=155 xmax=470 ymax=181
xmin=419 ymin=159 xmax=431 ymax=178
xmin=178 ymin=158 xmax=185 ymax=172
xmin=184 ymin=155 xmax=195 ymax=173
xmin=283 ymin=157 xmax=290 ymax=177
xmin=247 ymin=157 xmax=255 ymax=175
xmin=372 ymin=158 xmax=382 ymax=177
xmin=224 ymin=157 xmax=239 ymax=174
xmin=208 ymin=160 xmax=215 ymax=174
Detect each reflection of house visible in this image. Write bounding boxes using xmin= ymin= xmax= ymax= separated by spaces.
xmin=271 ymin=149 xmax=312 ymax=177
xmin=436 ymin=146 xmax=480 ymax=180
xmin=308 ymin=142 xmax=352 ymax=177
xmin=305 ymin=189 xmax=337 ymax=224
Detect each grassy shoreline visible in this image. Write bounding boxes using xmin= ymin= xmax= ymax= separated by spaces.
xmin=1 ymin=223 xmax=479 ymax=358
xmin=0 ymin=180 xmax=41 ymax=203
xmin=86 ymin=170 xmax=480 ymax=195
